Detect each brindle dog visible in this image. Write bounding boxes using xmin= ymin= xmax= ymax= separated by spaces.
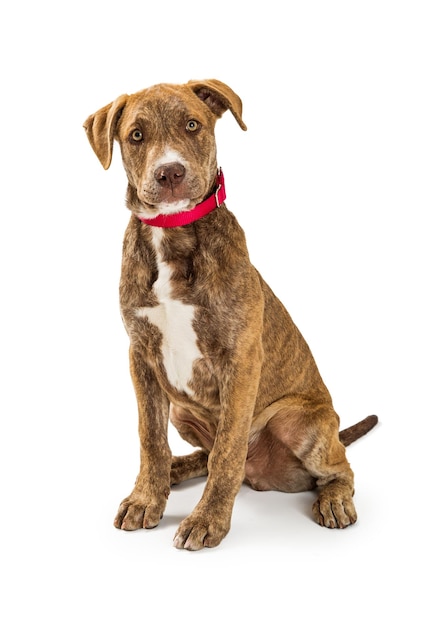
xmin=84 ymin=79 xmax=377 ymax=550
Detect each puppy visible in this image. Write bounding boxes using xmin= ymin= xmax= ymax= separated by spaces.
xmin=84 ymin=79 xmax=377 ymax=550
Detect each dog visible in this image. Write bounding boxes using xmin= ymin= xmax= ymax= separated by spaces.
xmin=84 ymin=79 xmax=378 ymax=550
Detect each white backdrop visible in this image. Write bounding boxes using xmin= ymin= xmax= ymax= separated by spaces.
xmin=1 ymin=1 xmax=445 ymax=624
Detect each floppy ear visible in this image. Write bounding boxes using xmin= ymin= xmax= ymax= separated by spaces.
xmin=187 ymin=79 xmax=247 ymax=131
xmin=83 ymin=94 xmax=128 ymax=169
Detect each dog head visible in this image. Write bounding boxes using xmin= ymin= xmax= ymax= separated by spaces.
xmin=84 ymin=79 xmax=246 ymax=219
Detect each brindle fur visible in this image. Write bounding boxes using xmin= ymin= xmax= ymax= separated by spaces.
xmin=84 ymin=79 xmax=378 ymax=550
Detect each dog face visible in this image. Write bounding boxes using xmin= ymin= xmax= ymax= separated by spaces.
xmin=84 ymin=80 xmax=247 ymax=220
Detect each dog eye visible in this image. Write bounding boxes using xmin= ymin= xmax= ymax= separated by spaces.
xmin=186 ymin=120 xmax=200 ymax=132
xmin=130 ymin=129 xmax=143 ymax=143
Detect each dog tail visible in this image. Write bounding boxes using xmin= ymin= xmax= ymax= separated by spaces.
xmin=339 ymin=415 xmax=379 ymax=446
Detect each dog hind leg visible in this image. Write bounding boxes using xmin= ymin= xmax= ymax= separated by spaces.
xmin=169 ymin=405 xmax=211 ymax=485
xmin=268 ymin=403 xmax=357 ymax=528
xmin=170 ymin=450 xmax=209 ymax=485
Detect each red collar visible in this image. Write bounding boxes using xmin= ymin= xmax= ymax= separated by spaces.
xmin=137 ymin=168 xmax=226 ymax=228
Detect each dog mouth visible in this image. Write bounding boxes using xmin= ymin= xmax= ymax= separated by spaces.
xmin=141 ymin=185 xmax=193 ymax=204
xmin=134 ymin=165 xmax=213 ymax=218
xmin=138 ymin=178 xmax=207 ymax=216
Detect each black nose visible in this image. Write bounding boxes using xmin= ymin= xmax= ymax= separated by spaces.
xmin=154 ymin=162 xmax=186 ymax=187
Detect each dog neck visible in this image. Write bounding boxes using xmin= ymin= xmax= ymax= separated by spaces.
xmin=138 ymin=169 xmax=226 ymax=228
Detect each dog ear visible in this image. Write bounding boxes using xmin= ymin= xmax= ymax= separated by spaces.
xmin=187 ymin=79 xmax=247 ymax=131
xmin=83 ymin=94 xmax=128 ymax=170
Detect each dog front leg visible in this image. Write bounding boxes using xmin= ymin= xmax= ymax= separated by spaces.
xmin=114 ymin=347 xmax=171 ymax=531
xmin=173 ymin=348 xmax=262 ymax=550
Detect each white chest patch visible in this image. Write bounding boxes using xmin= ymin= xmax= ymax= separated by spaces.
xmin=135 ymin=229 xmax=202 ymax=394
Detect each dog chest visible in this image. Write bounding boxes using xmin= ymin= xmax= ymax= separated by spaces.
xmin=134 ymin=229 xmax=202 ymax=395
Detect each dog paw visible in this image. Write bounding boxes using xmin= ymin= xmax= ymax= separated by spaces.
xmin=114 ymin=495 xmax=166 ymax=531
xmin=312 ymin=492 xmax=357 ymax=529
xmin=173 ymin=513 xmax=230 ymax=550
